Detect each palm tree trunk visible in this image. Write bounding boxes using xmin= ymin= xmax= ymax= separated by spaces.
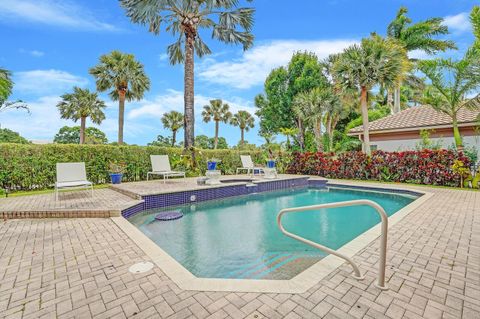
xmin=393 ymin=85 xmax=401 ymax=114
xmin=361 ymin=86 xmax=371 ymax=155
xmin=118 ymin=91 xmax=125 ymax=144
xmin=184 ymin=35 xmax=195 ymax=150
xmin=326 ymin=115 xmax=332 ymax=152
xmin=240 ymin=128 xmax=245 ymax=145
xmin=297 ymin=119 xmax=304 ymax=151
xmin=172 ymin=130 xmax=176 ymax=147
xmin=214 ymin=121 xmax=219 ymax=149
xmin=79 ymin=116 xmax=86 ymax=144
xmin=387 ymin=90 xmax=394 ymax=114
xmin=329 ymin=115 xmax=340 ymax=151
xmin=452 ymin=115 xmax=463 ymax=150
xmin=314 ymin=118 xmax=323 ymax=152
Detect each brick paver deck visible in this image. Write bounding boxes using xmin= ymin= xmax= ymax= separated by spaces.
xmin=0 ymin=189 xmax=142 ymax=219
xmin=0 ymin=182 xmax=479 ymax=318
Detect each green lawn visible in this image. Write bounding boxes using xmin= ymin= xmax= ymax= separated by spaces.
xmin=3 ymin=184 xmax=110 ymax=198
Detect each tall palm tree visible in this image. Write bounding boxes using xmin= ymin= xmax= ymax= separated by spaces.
xmin=202 ymin=99 xmax=232 ymax=149
xmin=293 ymin=87 xmax=336 ymax=152
xmin=120 ymin=0 xmax=254 ymax=150
xmin=418 ymin=47 xmax=480 ymax=150
xmin=230 ymin=110 xmax=254 ymax=145
xmin=334 ymin=35 xmax=408 ymax=155
xmin=89 ymin=51 xmax=150 ymax=144
xmin=0 ymin=68 xmax=13 ymax=101
xmin=387 ymin=7 xmax=456 ymax=113
xmin=57 ymin=87 xmax=106 ymax=144
xmin=161 ymin=110 xmax=184 ymax=147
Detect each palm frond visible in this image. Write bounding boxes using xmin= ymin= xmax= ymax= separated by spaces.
xmin=470 ymin=6 xmax=480 ymax=42
xmin=0 ymin=68 xmax=13 ymax=101
xmin=0 ymin=100 xmax=29 ymax=114
xmin=167 ymin=38 xmax=185 ymax=64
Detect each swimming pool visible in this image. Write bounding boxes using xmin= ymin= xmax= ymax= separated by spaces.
xmin=128 ymin=186 xmax=417 ymax=280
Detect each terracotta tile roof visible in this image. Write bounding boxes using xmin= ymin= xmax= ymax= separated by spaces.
xmin=349 ymin=105 xmax=480 ymax=135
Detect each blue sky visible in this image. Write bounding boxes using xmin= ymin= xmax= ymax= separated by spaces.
xmin=0 ymin=0 xmax=477 ymax=145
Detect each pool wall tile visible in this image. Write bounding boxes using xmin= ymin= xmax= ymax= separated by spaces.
xmin=121 ymin=202 xmax=145 ymax=218
xmin=308 ymin=179 xmax=328 ymax=188
xmin=326 ymin=182 xmax=424 ymax=197
xmin=122 ymin=177 xmax=309 ymax=218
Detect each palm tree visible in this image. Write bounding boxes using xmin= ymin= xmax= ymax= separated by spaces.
xmin=230 ymin=110 xmax=254 ymax=145
xmin=161 ymin=111 xmax=184 ymax=147
xmin=202 ymin=99 xmax=232 ymax=149
xmin=89 ymin=51 xmax=150 ymax=144
xmin=279 ymin=127 xmax=298 ymax=150
xmin=0 ymin=68 xmax=13 ymax=101
xmin=0 ymin=68 xmax=29 ymax=116
xmin=418 ymin=47 xmax=480 ymax=150
xmin=56 ymin=87 xmax=106 ymax=144
xmin=321 ymin=54 xmax=358 ymax=151
xmin=387 ymin=7 xmax=456 ymax=113
xmin=472 ymin=6 xmax=480 ymax=44
xmin=334 ymin=35 xmax=408 ymax=155
xmin=293 ymin=87 xmax=337 ymax=152
xmin=120 ymin=0 xmax=254 ymax=150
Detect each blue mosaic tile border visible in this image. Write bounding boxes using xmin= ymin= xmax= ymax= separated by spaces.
xmin=308 ymin=179 xmax=328 ymax=188
xmin=325 ymin=182 xmax=424 ymax=197
xmin=121 ymin=202 xmax=145 ymax=219
xmin=121 ymin=177 xmax=309 ymax=218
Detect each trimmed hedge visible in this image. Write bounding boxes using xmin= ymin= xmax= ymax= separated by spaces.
xmin=287 ymin=150 xmax=470 ymax=187
xmin=0 ymin=144 xmax=267 ymax=191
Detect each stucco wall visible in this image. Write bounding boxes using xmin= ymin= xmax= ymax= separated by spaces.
xmin=370 ymin=135 xmax=480 ymax=159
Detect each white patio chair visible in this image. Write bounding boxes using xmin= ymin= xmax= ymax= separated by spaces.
xmin=55 ymin=162 xmax=93 ymax=201
xmin=236 ymin=155 xmax=264 ymax=176
xmin=147 ymin=155 xmax=186 ymax=183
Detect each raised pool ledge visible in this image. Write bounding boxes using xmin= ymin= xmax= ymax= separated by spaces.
xmin=120 ymin=175 xmax=311 ymax=218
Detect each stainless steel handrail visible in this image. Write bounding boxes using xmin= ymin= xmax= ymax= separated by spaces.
xmin=277 ymin=199 xmax=389 ymax=290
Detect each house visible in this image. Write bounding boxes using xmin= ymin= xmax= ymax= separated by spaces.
xmin=348 ymin=105 xmax=480 ymax=154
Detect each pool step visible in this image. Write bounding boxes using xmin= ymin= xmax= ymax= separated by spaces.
xmin=226 ymin=252 xmax=322 ymax=280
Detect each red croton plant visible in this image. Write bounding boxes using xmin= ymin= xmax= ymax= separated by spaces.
xmin=286 ymin=150 xmax=471 ymax=187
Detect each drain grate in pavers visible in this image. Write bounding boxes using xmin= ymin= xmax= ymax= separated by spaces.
xmin=128 ymin=261 xmax=154 ymax=273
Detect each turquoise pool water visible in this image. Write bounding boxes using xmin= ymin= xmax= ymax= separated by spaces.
xmin=129 ymin=187 xmax=417 ymax=280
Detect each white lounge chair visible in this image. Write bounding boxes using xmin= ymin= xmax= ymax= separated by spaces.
xmin=55 ymin=162 xmax=93 ymax=201
xmin=147 ymin=155 xmax=186 ymax=183
xmin=236 ymin=155 xmax=264 ymax=176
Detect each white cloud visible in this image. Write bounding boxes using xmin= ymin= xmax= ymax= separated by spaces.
xmin=198 ymin=39 xmax=358 ymax=89
xmin=159 ymin=53 xmax=169 ymax=61
xmin=0 ymin=0 xmax=120 ymax=32
xmin=0 ymin=95 xmax=66 ymax=139
xmin=408 ymin=49 xmax=429 ymax=60
xmin=444 ymin=12 xmax=471 ymax=34
xmin=14 ymin=70 xmax=88 ymax=94
xmin=19 ymin=49 xmax=45 ymax=57
xmin=128 ymin=89 xmax=256 ymax=120
xmin=0 ymin=95 xmax=154 ymax=142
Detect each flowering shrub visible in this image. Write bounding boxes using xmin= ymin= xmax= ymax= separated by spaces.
xmin=287 ymin=150 xmax=470 ymax=187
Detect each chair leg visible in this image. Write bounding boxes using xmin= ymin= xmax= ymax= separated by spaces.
xmin=55 ymin=187 xmax=58 ymax=202
xmin=91 ymin=185 xmax=94 ymax=198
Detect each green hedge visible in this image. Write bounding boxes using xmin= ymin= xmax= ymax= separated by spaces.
xmin=0 ymin=144 xmax=268 ymax=191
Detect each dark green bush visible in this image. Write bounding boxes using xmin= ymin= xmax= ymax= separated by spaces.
xmin=0 ymin=144 xmax=264 ymax=191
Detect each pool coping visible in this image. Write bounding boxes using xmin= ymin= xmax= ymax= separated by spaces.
xmin=112 ymin=180 xmax=434 ymax=293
